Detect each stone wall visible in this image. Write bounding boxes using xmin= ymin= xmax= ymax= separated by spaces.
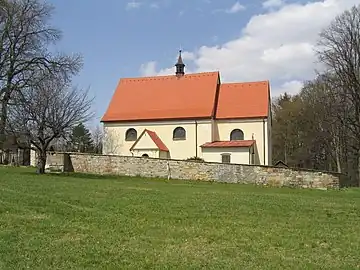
xmin=49 ymin=152 xmax=344 ymax=189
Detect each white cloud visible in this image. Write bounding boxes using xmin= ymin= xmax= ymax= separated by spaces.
xmin=180 ymin=51 xmax=196 ymax=61
xmin=140 ymin=61 xmax=158 ymax=76
xmin=139 ymin=0 xmax=359 ymax=96
xmin=276 ymin=80 xmax=304 ymax=96
xmin=126 ymin=1 xmax=141 ymax=10
xmin=226 ymin=2 xmax=246 ymax=13
xmin=262 ymin=0 xmax=285 ymax=9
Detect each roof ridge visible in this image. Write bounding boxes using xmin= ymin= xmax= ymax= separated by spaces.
xmin=145 ymin=129 xmax=154 ymax=134
xmin=120 ymin=71 xmax=219 ymax=81
xmin=222 ymin=80 xmax=269 ymax=85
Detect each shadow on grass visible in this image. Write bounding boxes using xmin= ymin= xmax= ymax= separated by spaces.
xmin=17 ymin=170 xmax=178 ymax=185
xmin=18 ymin=170 xmax=125 ymax=180
xmin=16 ymin=169 xmax=209 ymax=187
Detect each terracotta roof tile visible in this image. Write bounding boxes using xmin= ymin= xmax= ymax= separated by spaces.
xmin=215 ymin=81 xmax=269 ymax=119
xmin=200 ymin=140 xmax=255 ymax=148
xmin=101 ymin=72 xmax=220 ymax=122
xmin=145 ymin=130 xmax=169 ymax=152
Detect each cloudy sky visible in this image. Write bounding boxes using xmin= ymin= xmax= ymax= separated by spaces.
xmin=48 ymin=0 xmax=359 ymax=124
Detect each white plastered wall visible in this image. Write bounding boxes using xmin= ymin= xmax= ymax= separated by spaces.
xmin=214 ymin=118 xmax=269 ymax=165
xmin=131 ymin=132 xmax=168 ymax=158
xmin=102 ymin=117 xmax=271 ymax=164
xmin=267 ymin=101 xmax=273 ymax=165
xmin=202 ymin=147 xmax=251 ymax=164
xmin=132 ymin=149 xmax=158 ymax=158
xmin=132 ymin=131 xmax=157 ymax=150
xmin=102 ymin=120 xmax=212 ymax=160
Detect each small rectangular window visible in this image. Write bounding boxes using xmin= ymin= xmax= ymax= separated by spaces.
xmin=221 ymin=154 xmax=231 ymax=163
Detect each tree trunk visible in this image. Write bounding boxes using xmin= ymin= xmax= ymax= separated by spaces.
xmin=0 ymin=99 xmax=8 ymax=149
xmin=37 ymin=150 xmax=47 ymax=174
xmin=333 ymin=134 xmax=342 ymax=173
xmin=335 ymin=150 xmax=341 ymax=173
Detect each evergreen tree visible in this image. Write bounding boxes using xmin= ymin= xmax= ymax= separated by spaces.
xmin=70 ymin=123 xmax=94 ymax=152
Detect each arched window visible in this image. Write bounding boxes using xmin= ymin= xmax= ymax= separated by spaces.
xmin=142 ymin=154 xmax=149 ymax=158
xmin=173 ymin=127 xmax=186 ymax=140
xmin=125 ymin=128 xmax=137 ymax=141
xmin=230 ymin=129 xmax=244 ymax=141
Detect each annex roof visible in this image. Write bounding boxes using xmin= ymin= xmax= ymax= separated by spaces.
xmin=130 ymin=129 xmax=169 ymax=152
xmin=200 ymin=140 xmax=256 ymax=148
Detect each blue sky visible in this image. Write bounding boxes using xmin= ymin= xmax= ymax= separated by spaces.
xmin=47 ymin=0 xmax=358 ymax=127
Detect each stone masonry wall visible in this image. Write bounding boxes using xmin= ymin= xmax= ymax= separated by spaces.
xmin=57 ymin=153 xmax=342 ymax=189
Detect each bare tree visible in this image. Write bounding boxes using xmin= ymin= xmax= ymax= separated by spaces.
xmin=0 ymin=0 xmax=82 ymax=148
xmin=91 ymin=125 xmax=103 ymax=154
xmin=7 ymin=72 xmax=93 ymax=173
xmin=103 ymin=129 xmax=120 ymax=155
xmin=300 ymin=74 xmax=344 ymax=172
xmin=317 ymin=4 xmax=360 ymax=184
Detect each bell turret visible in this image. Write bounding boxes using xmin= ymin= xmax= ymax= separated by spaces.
xmin=175 ymin=50 xmax=185 ymax=77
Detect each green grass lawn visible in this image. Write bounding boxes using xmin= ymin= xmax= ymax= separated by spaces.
xmin=0 ymin=166 xmax=360 ymax=269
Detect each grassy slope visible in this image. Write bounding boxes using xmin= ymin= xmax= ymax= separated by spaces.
xmin=0 ymin=166 xmax=360 ymax=269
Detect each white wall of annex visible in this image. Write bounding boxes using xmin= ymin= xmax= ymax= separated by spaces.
xmin=132 ymin=132 xmax=157 ymax=150
xmin=202 ymin=147 xmax=250 ymax=164
xmin=132 ymin=149 xmax=158 ymax=158
xmin=214 ymin=118 xmax=269 ymax=165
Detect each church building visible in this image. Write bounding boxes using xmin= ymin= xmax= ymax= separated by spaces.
xmin=101 ymin=51 xmax=272 ymax=165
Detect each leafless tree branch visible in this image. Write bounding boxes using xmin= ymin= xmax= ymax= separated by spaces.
xmin=0 ymin=0 xmax=83 ymax=148
xmin=7 ymin=71 xmax=93 ymax=173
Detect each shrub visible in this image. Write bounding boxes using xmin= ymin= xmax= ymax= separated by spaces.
xmin=186 ymin=156 xmax=205 ymax=162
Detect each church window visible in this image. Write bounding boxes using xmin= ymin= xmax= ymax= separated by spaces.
xmin=125 ymin=128 xmax=137 ymax=141
xmin=230 ymin=129 xmax=244 ymax=141
xmin=173 ymin=127 xmax=186 ymax=140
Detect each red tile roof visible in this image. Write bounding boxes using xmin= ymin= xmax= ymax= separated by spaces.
xmin=200 ymin=140 xmax=256 ymax=148
xmin=101 ymin=71 xmax=269 ymax=122
xmin=216 ymin=81 xmax=269 ymax=119
xmin=102 ymin=72 xmax=220 ymax=122
xmin=145 ymin=130 xmax=169 ymax=152
xmin=130 ymin=129 xmax=169 ymax=152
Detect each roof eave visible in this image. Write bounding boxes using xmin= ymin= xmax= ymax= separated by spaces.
xmin=200 ymin=140 xmax=256 ymax=148
xmin=101 ymin=116 xmax=213 ymax=123
xmin=200 ymin=145 xmax=253 ymax=148
xmin=215 ymin=115 xmax=268 ymax=121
